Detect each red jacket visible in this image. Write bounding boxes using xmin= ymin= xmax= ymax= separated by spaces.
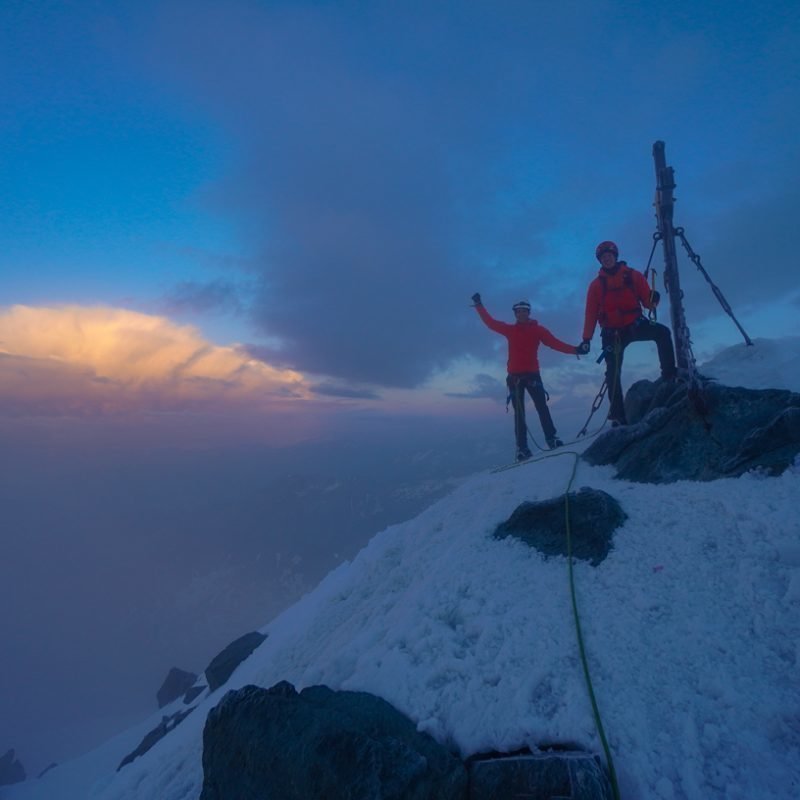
xmin=582 ymin=263 xmax=656 ymax=340
xmin=476 ymin=305 xmax=575 ymax=373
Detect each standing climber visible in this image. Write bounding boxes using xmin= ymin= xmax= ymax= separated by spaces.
xmin=578 ymin=240 xmax=677 ymax=426
xmin=472 ymin=294 xmax=580 ymax=461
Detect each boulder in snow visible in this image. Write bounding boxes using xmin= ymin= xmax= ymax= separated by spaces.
xmin=200 ymin=681 xmax=468 ymax=800
xmin=493 ymin=488 xmax=626 ymax=566
xmin=583 ymin=380 xmax=800 ymax=482
xmin=37 ymin=762 xmax=57 ymax=779
xmin=117 ymin=708 xmax=195 ymax=771
xmin=156 ymin=666 xmax=198 ymax=708
xmin=183 ymin=682 xmax=207 ymax=704
xmin=0 ymin=748 xmax=26 ymax=786
xmin=205 ymin=631 xmax=267 ymax=692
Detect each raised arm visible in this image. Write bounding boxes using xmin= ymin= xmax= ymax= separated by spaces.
xmin=473 ymin=297 xmax=512 ymax=335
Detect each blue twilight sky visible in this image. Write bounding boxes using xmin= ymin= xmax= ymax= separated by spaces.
xmin=2 ymin=0 xmax=798 ymax=410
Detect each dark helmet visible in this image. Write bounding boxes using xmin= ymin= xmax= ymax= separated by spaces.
xmin=595 ymin=240 xmax=619 ymax=261
xmin=512 ymin=300 xmax=531 ymax=313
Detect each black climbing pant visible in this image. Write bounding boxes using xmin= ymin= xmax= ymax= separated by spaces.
xmin=601 ymin=318 xmax=676 ymax=423
xmin=507 ymin=372 xmax=557 ymax=449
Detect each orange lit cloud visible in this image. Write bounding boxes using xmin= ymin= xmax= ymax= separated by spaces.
xmin=0 ymin=305 xmax=309 ymax=416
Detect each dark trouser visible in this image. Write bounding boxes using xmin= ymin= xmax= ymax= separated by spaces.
xmin=601 ymin=318 xmax=676 ymax=423
xmin=506 ymin=372 xmax=557 ymax=449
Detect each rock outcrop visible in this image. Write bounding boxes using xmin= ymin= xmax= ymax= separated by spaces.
xmin=157 ymin=667 xmax=198 ymax=708
xmin=37 ymin=763 xmax=57 ymax=779
xmin=117 ymin=708 xmax=195 ymax=771
xmin=493 ymin=488 xmax=626 ymax=566
xmin=183 ymin=681 xmax=207 ymax=705
xmin=583 ymin=379 xmax=800 ymax=483
xmin=205 ymin=631 xmax=267 ymax=692
xmin=200 ymin=682 xmax=468 ymax=800
xmin=0 ymin=749 xmax=26 ymax=786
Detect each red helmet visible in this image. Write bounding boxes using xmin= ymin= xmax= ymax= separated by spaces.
xmin=595 ymin=240 xmax=619 ymax=261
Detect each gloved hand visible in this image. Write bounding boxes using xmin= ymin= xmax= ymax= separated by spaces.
xmin=576 ymin=339 xmax=591 ymax=355
xmin=471 ymin=293 xmax=482 ymax=306
xmin=651 ymin=290 xmax=661 ymax=306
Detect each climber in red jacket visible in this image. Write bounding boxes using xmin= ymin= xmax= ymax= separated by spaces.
xmin=472 ymin=294 xmax=580 ymax=461
xmin=578 ymin=240 xmax=676 ymax=426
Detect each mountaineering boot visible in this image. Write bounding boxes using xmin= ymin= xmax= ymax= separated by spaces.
xmin=546 ymin=436 xmax=564 ymax=450
xmin=516 ymin=447 xmax=533 ymax=462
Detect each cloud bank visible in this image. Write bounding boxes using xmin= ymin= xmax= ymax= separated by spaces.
xmin=0 ymin=305 xmax=307 ymax=416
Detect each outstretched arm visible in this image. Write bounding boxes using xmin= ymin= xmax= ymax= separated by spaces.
xmin=539 ymin=325 xmax=582 ymax=356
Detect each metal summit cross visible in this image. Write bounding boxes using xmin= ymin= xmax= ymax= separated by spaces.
xmin=651 ymin=140 xmax=753 ymax=382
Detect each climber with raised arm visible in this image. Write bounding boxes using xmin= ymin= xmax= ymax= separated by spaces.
xmin=472 ymin=294 xmax=580 ymax=461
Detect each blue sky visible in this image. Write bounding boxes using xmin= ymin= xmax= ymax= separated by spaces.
xmin=1 ymin=0 xmax=799 ymax=772
xmin=1 ymin=10 xmax=223 ymax=299
xmin=2 ymin=0 xmax=797 ymax=404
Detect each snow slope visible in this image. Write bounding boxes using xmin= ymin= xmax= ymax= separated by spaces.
xmin=700 ymin=337 xmax=800 ymax=393
xmin=5 ymin=338 xmax=800 ymax=800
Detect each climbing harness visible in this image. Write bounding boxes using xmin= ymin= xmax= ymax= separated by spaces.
xmin=505 ymin=375 xmax=549 ymax=412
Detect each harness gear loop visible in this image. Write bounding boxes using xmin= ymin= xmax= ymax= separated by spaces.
xmin=506 ymin=374 xmax=550 ymax=409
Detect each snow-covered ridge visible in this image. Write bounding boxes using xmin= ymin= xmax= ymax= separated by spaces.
xmin=701 ymin=337 xmax=800 ymax=393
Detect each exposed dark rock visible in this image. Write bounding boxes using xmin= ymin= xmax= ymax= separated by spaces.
xmin=205 ymin=631 xmax=267 ymax=692
xmin=583 ymin=380 xmax=800 ymax=483
xmin=0 ymin=749 xmax=26 ymax=786
xmin=157 ymin=667 xmax=198 ymax=708
xmin=200 ymin=682 xmax=468 ymax=800
xmin=493 ymin=488 xmax=626 ymax=566
xmin=722 ymin=406 xmax=800 ymax=475
xmin=37 ymin=762 xmax=57 ymax=779
xmin=467 ymin=750 xmax=613 ymax=799
xmin=184 ymin=683 xmax=207 ymax=704
xmin=117 ymin=708 xmax=195 ymax=771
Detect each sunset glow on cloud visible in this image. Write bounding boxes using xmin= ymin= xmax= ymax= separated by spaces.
xmin=0 ymin=305 xmax=309 ymax=416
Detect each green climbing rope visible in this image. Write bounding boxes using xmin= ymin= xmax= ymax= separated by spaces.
xmin=539 ymin=450 xmax=622 ymax=799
